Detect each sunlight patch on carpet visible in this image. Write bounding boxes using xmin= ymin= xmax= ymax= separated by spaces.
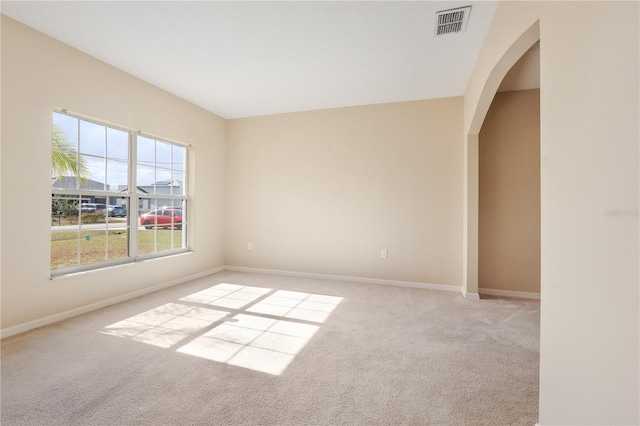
xmin=101 ymin=302 xmax=229 ymax=348
xmin=100 ymin=283 xmax=343 ymax=375
xmin=178 ymin=314 xmax=318 ymax=375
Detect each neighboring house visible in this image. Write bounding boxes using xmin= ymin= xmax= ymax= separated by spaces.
xmin=137 ymin=180 xmax=183 ymax=196
xmin=118 ymin=182 xmax=181 ymax=211
xmin=52 ymin=176 xmax=108 ymax=205
xmin=51 ymin=176 xmax=105 ymax=191
xmin=52 ymin=177 xmax=130 ymax=207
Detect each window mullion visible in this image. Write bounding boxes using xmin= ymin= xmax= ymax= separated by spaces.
xmin=76 ymin=119 xmax=81 ymax=190
xmin=129 ymin=131 xmax=138 ymax=258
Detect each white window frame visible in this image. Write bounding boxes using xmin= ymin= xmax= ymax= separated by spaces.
xmin=51 ymin=110 xmax=190 ymax=276
xmin=134 ymin=130 xmax=189 ymax=260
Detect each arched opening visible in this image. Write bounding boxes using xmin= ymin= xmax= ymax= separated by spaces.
xmin=462 ymin=21 xmax=540 ymax=298
xmin=478 ymin=42 xmax=540 ymax=298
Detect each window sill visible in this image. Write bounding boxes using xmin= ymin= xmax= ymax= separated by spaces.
xmin=50 ymin=250 xmax=193 ymax=280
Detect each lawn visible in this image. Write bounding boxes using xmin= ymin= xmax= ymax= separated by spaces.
xmin=51 ymin=228 xmax=183 ymax=270
xmin=51 ymin=213 xmax=112 ymax=226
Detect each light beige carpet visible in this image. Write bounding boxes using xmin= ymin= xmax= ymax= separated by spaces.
xmin=1 ymin=271 xmax=539 ymax=425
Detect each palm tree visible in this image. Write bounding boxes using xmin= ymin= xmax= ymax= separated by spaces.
xmin=52 ymin=125 xmax=89 ymax=181
xmin=51 ymin=126 xmax=92 ymax=220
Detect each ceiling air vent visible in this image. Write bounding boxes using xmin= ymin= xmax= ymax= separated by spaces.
xmin=435 ymin=5 xmax=472 ymax=36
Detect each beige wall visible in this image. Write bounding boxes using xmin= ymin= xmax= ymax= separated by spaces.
xmin=479 ymin=89 xmax=540 ymax=294
xmin=466 ymin=1 xmax=638 ymax=424
xmin=3 ymin=2 xmax=639 ymax=423
xmin=226 ymin=99 xmax=463 ymax=286
xmin=0 ymin=16 xmax=227 ymax=330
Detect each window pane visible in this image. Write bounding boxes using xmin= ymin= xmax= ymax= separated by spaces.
xmin=157 ymin=229 xmax=173 ymax=252
xmin=172 ymin=227 xmax=184 ymax=249
xmin=51 ymin=194 xmax=80 ymax=223
xmin=138 ymin=198 xmax=158 ymax=255
xmin=52 ymin=113 xmax=80 ymax=185
xmin=78 ymin=201 xmax=107 ymax=225
xmin=106 ymin=198 xmax=129 ymax=261
xmin=81 ymin=155 xmax=106 ymax=190
xmin=51 ymin=194 xmax=110 ymax=270
xmin=51 ymin=193 xmax=81 ymax=269
xmin=80 ymin=230 xmax=108 ymax=265
xmin=137 ymin=135 xmax=155 ymax=166
xmin=154 ymin=169 xmax=172 ymax=194
xmin=79 ymin=120 xmax=105 ymax=157
xmin=107 ymin=127 xmax=128 ymax=161
xmin=52 ymin=176 xmax=79 ymax=190
xmin=107 ymin=229 xmax=129 ymax=261
xmin=173 ymin=145 xmax=186 ymax=171
xmin=167 ymin=199 xmax=185 ymax=211
xmin=171 ymin=171 xmax=185 ymax=195
xmin=171 ymin=200 xmax=186 ymax=250
xmin=156 ymin=141 xmax=171 ymax=170
xmin=53 ymin=113 xmax=79 ymax=150
xmin=51 ymin=228 xmax=80 ymax=269
xmin=106 ymin=160 xmax=128 ymax=191
xmin=137 ymin=198 xmax=185 ymax=256
xmin=137 ymin=164 xmax=155 ymax=186
xmin=137 ymin=233 xmax=156 ymax=256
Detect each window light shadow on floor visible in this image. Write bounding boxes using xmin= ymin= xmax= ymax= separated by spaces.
xmin=100 ymin=283 xmax=343 ymax=376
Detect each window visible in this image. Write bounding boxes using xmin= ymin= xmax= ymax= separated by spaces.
xmin=51 ymin=111 xmax=189 ymax=274
xmin=136 ymin=135 xmax=187 ymax=256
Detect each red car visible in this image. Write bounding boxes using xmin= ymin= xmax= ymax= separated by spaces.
xmin=140 ymin=208 xmax=182 ymax=230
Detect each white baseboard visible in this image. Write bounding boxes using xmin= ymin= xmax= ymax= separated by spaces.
xmin=461 ymin=289 xmax=481 ymax=300
xmin=2 ymin=265 xmax=471 ymax=340
xmin=224 ymin=265 xmax=461 ymax=293
xmin=479 ymin=288 xmax=541 ymax=300
xmin=0 ymin=266 xmax=225 ymax=340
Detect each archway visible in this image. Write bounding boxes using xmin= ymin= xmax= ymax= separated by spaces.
xmin=478 ymin=46 xmax=540 ymax=298
xmin=462 ymin=21 xmax=540 ymax=298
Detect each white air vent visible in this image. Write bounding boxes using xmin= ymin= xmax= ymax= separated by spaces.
xmin=435 ymin=6 xmax=472 ymax=35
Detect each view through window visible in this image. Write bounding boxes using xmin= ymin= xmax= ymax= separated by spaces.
xmin=51 ymin=111 xmax=189 ymax=274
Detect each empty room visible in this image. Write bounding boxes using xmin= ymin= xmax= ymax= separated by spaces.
xmin=1 ymin=1 xmax=638 ymax=425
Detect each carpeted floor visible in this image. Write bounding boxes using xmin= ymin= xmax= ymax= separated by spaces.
xmin=1 ymin=271 xmax=540 ymax=425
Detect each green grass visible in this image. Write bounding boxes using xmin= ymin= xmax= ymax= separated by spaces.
xmin=51 ymin=213 xmax=110 ymax=226
xmin=51 ymin=229 xmax=183 ymax=270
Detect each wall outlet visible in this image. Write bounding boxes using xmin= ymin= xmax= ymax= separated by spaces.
xmin=247 ymin=242 xmax=252 ymax=250
xmin=381 ymin=249 xmax=387 ymax=258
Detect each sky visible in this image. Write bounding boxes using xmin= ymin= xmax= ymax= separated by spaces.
xmin=53 ymin=112 xmax=185 ymax=192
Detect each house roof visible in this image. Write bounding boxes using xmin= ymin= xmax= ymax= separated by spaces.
xmin=52 ymin=176 xmax=105 ymax=191
xmin=153 ymin=180 xmax=182 ymax=186
xmin=118 ymin=186 xmax=149 ymax=194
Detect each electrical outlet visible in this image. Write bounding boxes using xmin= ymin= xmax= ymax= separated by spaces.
xmin=381 ymin=249 xmax=387 ymax=258
xmin=247 ymin=242 xmax=252 ymax=250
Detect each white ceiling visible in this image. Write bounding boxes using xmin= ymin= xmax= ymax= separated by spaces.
xmin=2 ymin=1 xmax=499 ymax=119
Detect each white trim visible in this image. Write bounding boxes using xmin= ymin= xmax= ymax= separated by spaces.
xmin=2 ymin=265 xmax=471 ymax=340
xmin=224 ymin=265 xmax=461 ymax=293
xmin=0 ymin=266 xmax=225 ymax=340
xmin=479 ymin=288 xmax=541 ymax=300
xmin=50 ymin=250 xmax=192 ymax=279
xmin=461 ymin=289 xmax=481 ymax=300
